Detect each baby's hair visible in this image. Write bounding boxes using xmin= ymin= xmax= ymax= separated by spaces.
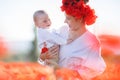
xmin=33 ymin=10 xmax=47 ymax=20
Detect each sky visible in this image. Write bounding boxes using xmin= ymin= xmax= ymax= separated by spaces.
xmin=0 ymin=0 xmax=120 ymax=41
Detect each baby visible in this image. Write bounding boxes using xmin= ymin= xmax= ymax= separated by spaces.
xmin=33 ymin=10 xmax=68 ymax=68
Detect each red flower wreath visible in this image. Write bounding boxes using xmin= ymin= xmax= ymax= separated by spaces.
xmin=61 ymin=0 xmax=97 ymax=25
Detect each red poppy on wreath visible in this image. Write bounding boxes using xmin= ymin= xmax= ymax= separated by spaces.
xmin=61 ymin=0 xmax=97 ymax=25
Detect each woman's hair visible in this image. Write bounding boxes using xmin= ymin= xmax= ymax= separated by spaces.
xmin=61 ymin=0 xmax=97 ymax=25
xmin=84 ymin=0 xmax=89 ymax=4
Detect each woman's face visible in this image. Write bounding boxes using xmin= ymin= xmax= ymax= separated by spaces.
xmin=64 ymin=14 xmax=80 ymax=31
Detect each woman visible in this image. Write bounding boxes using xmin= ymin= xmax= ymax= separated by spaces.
xmin=40 ymin=0 xmax=106 ymax=79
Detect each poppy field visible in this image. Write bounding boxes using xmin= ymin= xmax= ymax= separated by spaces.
xmin=0 ymin=35 xmax=120 ymax=80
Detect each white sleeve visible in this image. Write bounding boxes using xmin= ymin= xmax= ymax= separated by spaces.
xmin=66 ymin=44 xmax=106 ymax=79
xmin=82 ymin=44 xmax=106 ymax=79
xmin=37 ymin=30 xmax=43 ymax=48
xmin=48 ymin=25 xmax=69 ymax=45
xmin=37 ymin=29 xmax=51 ymax=48
xmin=57 ymin=24 xmax=69 ymax=39
xmin=50 ymin=29 xmax=67 ymax=45
xmin=37 ymin=28 xmax=67 ymax=47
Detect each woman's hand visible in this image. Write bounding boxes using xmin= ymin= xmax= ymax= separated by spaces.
xmin=40 ymin=44 xmax=60 ymax=60
xmin=46 ymin=44 xmax=60 ymax=59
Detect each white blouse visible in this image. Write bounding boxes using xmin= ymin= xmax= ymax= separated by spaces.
xmin=59 ymin=26 xmax=106 ymax=79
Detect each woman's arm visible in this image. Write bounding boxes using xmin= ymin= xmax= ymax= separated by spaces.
xmin=45 ymin=59 xmax=60 ymax=70
xmin=43 ymin=44 xmax=60 ymax=69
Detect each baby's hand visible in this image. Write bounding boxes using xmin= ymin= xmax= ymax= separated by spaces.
xmin=40 ymin=53 xmax=46 ymax=60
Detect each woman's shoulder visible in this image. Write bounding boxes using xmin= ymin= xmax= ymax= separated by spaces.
xmin=84 ymin=31 xmax=100 ymax=45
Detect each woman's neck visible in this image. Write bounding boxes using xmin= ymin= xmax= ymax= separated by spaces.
xmin=78 ymin=25 xmax=86 ymax=36
xmin=70 ymin=24 xmax=87 ymax=37
xmin=68 ymin=25 xmax=87 ymax=42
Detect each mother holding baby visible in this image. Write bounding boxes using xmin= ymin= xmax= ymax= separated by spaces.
xmin=41 ymin=0 xmax=106 ymax=79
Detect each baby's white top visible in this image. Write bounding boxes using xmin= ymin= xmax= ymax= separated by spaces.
xmin=37 ymin=27 xmax=67 ymax=48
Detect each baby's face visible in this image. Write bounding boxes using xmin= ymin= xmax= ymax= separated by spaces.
xmin=34 ymin=14 xmax=51 ymax=28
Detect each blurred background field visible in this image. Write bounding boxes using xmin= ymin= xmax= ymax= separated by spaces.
xmin=93 ymin=35 xmax=120 ymax=80
xmin=0 ymin=31 xmax=38 ymax=62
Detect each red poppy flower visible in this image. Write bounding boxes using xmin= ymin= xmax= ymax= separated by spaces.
xmin=41 ymin=47 xmax=48 ymax=53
